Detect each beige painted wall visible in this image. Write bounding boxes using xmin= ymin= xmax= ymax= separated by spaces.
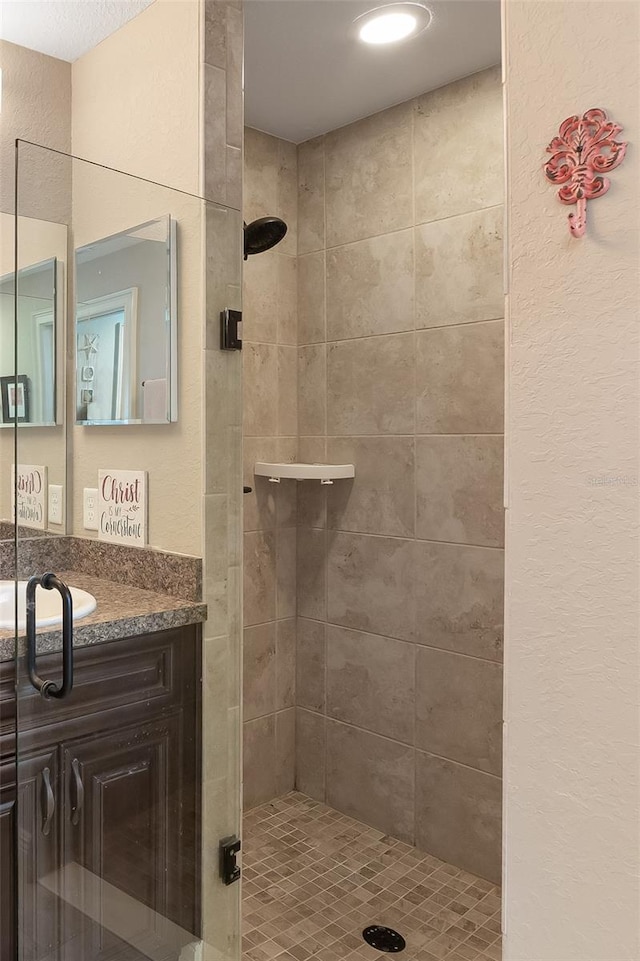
xmin=503 ymin=2 xmax=640 ymax=957
xmin=70 ymin=0 xmax=204 ymax=555
xmin=0 ymin=41 xmax=71 ymax=531
xmin=0 ymin=39 xmax=71 ymax=218
xmin=0 ymin=214 xmax=68 ymax=528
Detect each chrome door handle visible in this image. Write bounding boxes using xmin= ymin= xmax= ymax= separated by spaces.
xmin=41 ymin=766 xmax=55 ymax=836
xmin=26 ymin=572 xmax=74 ymax=699
xmin=70 ymin=758 xmax=84 ymax=827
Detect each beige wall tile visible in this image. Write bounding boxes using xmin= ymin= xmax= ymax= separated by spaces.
xmin=415 ymin=207 xmax=504 ymax=328
xmin=325 ymin=101 xmax=413 ymax=247
xmin=415 ymin=752 xmax=502 ymax=883
xmin=243 ymin=437 xmax=278 ymax=532
xmin=326 ymin=721 xmax=414 ymax=841
xmin=416 ymin=320 xmax=504 ymax=433
xmin=278 ymin=346 xmax=298 ymax=436
xmin=243 ymin=343 xmax=278 ymax=436
xmin=243 ymin=250 xmax=279 ymax=343
xmin=276 ymin=618 xmax=296 ymax=710
xmin=203 ymin=0 xmax=227 ymax=68
xmin=276 ymin=138 xmax=298 ymax=256
xmin=276 ymin=708 xmax=296 ymax=795
xmin=225 ymin=144 xmax=242 ymax=211
xmin=296 ymin=617 xmax=326 ymax=712
xmin=415 ymin=647 xmax=503 ymax=775
xmin=203 ymin=64 xmax=226 ymax=204
xmin=276 ymin=436 xmax=297 ymax=462
xmin=298 ymin=345 xmax=326 ymax=435
xmin=296 ymin=708 xmax=326 ymax=801
xmin=327 ymin=334 xmax=415 ymax=435
xmin=326 ymin=436 xmax=415 ymax=537
xmin=297 ymin=437 xmax=328 ymax=530
xmin=204 ymin=494 xmax=229 ymax=638
xmin=298 ymin=136 xmax=325 ymax=254
xmin=243 ymin=714 xmax=277 ymax=809
xmin=326 ymin=625 xmax=415 ymax=743
xmin=225 ymin=4 xmax=243 ymax=151
xmin=414 ymin=67 xmax=503 ymax=224
xmin=298 ymin=251 xmax=326 ymax=345
xmin=415 ymin=541 xmax=504 ymax=661
xmin=243 ymin=529 xmax=276 ymax=626
xmin=277 ymin=254 xmax=298 ymax=346
xmin=243 ymin=622 xmax=276 ymax=721
xmin=276 ymin=477 xmax=297 ymax=530
xmin=326 ymin=229 xmax=414 ymax=340
xmin=327 ymin=532 xmax=415 ymax=640
xmin=297 ymin=528 xmax=326 ymax=620
xmin=416 ymin=436 xmax=504 ymax=547
xmin=276 ymin=526 xmax=297 ymax=619
xmin=244 ymin=127 xmax=278 ymax=225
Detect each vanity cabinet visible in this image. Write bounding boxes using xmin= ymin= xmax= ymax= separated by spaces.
xmin=0 ymin=625 xmax=201 ymax=961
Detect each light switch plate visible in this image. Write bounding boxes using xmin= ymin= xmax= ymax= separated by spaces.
xmin=83 ymin=488 xmax=99 ymax=531
xmin=48 ymin=485 xmax=64 ymax=525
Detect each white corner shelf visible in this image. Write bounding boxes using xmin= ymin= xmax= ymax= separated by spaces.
xmin=254 ymin=462 xmax=355 ymax=485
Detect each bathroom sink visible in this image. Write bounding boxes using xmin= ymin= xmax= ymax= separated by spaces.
xmin=0 ymin=580 xmax=97 ymax=631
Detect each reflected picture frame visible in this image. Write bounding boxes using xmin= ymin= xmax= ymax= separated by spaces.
xmin=0 ymin=374 xmax=30 ymax=423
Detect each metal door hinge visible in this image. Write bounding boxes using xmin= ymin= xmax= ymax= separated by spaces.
xmin=220 ymin=835 xmax=241 ymax=885
xmin=220 ymin=309 xmax=242 ymax=350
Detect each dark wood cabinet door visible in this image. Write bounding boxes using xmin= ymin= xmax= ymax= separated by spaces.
xmin=15 ymin=747 xmax=62 ymax=961
xmin=61 ymin=713 xmax=193 ymax=961
xmin=1 ymin=763 xmax=17 ymax=961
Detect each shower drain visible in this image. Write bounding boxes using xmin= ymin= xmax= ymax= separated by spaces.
xmin=362 ymin=925 xmax=406 ymax=953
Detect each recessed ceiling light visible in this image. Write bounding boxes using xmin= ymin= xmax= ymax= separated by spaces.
xmin=354 ymin=3 xmax=431 ymax=46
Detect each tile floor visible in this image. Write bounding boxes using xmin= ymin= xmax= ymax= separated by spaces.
xmin=242 ymin=792 xmax=502 ymax=961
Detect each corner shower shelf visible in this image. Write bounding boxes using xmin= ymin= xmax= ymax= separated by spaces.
xmin=254 ymin=462 xmax=355 ymax=485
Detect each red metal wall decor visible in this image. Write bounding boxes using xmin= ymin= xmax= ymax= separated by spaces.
xmin=544 ymin=108 xmax=628 ymax=237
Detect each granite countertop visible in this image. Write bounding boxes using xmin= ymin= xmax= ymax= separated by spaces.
xmin=0 ymin=570 xmax=207 ymax=661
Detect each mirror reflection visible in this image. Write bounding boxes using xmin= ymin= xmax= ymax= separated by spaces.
xmin=0 ymin=258 xmax=58 ymax=427
xmin=75 ymin=215 xmax=177 ymax=425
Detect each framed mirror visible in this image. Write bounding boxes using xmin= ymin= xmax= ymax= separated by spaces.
xmin=0 ymin=257 xmax=60 ymax=427
xmin=74 ymin=215 xmax=177 ymax=425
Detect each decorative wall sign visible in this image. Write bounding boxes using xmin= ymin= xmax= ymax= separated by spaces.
xmin=12 ymin=464 xmax=48 ymax=530
xmin=544 ymin=108 xmax=628 ymax=237
xmin=1 ymin=375 xmax=30 ymax=423
xmin=98 ymin=469 xmax=148 ymax=547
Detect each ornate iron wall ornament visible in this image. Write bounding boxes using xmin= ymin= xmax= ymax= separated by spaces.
xmin=544 ymin=108 xmax=627 ymax=237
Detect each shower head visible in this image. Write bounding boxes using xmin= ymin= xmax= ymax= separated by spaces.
xmin=244 ymin=217 xmax=288 ymax=259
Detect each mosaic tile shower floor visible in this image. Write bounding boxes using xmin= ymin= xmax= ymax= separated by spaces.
xmin=242 ymin=792 xmax=502 ymax=961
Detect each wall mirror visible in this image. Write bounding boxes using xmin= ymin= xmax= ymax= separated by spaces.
xmin=0 ymin=258 xmax=59 ymax=428
xmin=75 ymin=215 xmax=177 ymax=425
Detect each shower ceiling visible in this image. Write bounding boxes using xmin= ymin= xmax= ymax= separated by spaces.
xmin=245 ymin=0 xmax=501 ymax=143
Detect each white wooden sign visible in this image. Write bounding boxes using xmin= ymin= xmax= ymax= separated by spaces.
xmin=12 ymin=464 xmax=48 ymax=530
xmin=98 ymin=469 xmax=148 ymax=547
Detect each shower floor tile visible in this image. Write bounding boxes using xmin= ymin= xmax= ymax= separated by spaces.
xmin=242 ymin=792 xmax=501 ymax=961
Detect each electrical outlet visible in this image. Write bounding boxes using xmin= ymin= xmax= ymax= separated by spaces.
xmin=48 ymin=485 xmax=64 ymax=525
xmin=83 ymin=487 xmax=99 ymax=531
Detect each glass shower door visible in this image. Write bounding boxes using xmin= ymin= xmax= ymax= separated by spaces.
xmin=11 ymin=141 xmax=243 ymax=961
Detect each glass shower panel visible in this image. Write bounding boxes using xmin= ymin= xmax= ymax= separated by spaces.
xmin=11 ymin=140 xmax=243 ymax=961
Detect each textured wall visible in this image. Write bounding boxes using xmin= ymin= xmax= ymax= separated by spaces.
xmin=294 ymin=67 xmax=505 ymax=882
xmin=0 ymin=39 xmax=71 ymax=218
xmin=242 ymin=127 xmax=298 ymax=808
xmin=503 ymin=1 xmax=640 ymax=957
xmin=0 ymin=41 xmax=71 ymax=529
xmin=70 ymin=0 xmax=204 ymax=555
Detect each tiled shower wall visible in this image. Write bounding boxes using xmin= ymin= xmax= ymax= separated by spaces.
xmin=242 ymin=128 xmax=299 ymax=807
xmin=294 ymin=67 xmax=505 ymax=883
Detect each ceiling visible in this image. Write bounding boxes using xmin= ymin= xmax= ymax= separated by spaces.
xmin=245 ymin=0 xmax=501 ymax=143
xmin=0 ymin=0 xmax=501 ymax=144
xmin=0 ymin=0 xmax=154 ymax=62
